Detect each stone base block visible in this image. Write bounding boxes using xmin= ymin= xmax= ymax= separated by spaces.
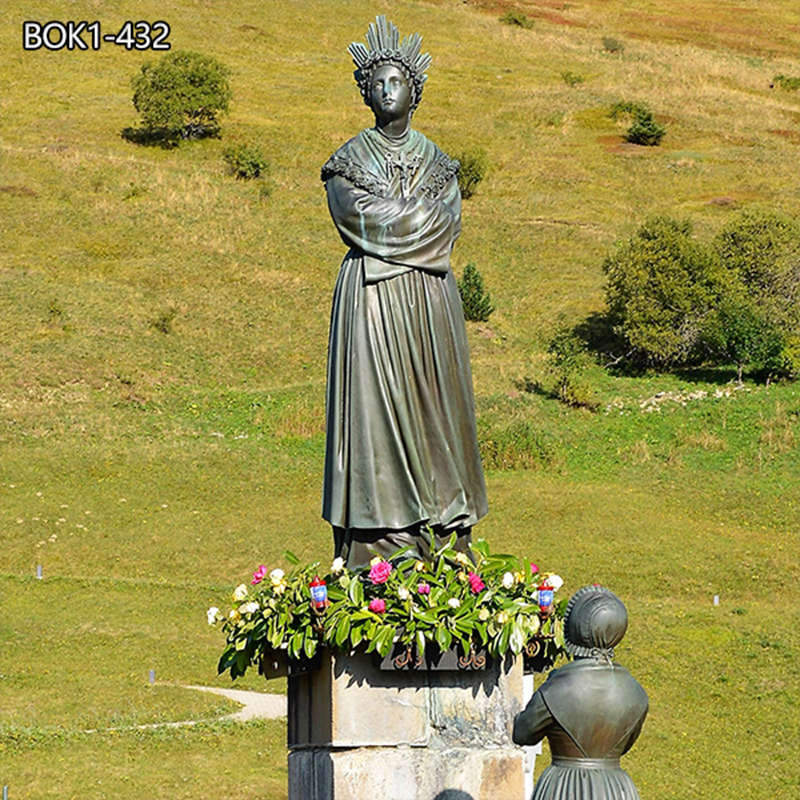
xmin=289 ymin=649 xmax=522 ymax=748
xmin=289 ymin=746 xmax=524 ymax=800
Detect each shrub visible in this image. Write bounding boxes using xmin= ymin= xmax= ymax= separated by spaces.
xmin=713 ymin=209 xmax=800 ymax=327
xmin=603 ymin=217 xmax=721 ymax=366
xmin=499 ymin=11 xmax=534 ymax=29
xmin=610 ymin=101 xmax=665 ymax=146
xmin=771 ymin=74 xmax=800 ymax=91
xmin=457 ymin=263 xmax=495 ymax=322
xmin=455 ymin=149 xmax=488 ymax=200
xmin=546 ymin=328 xmax=598 ymax=410
xmin=701 ymin=296 xmax=786 ymax=383
xmin=151 ymin=306 xmax=178 ymax=334
xmin=561 ymin=71 xmax=585 ymax=87
xmin=709 ymin=209 xmax=800 ymax=379
xmin=223 ymin=144 xmax=269 ymax=179
xmin=602 ymin=36 xmax=625 ymax=53
xmin=131 ymin=51 xmax=231 ymax=141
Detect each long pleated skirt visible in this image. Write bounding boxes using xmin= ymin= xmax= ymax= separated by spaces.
xmin=532 ymin=759 xmax=641 ymax=800
xmin=322 ymin=252 xmax=488 ymax=533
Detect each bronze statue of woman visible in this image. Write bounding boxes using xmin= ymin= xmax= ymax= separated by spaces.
xmin=321 ymin=16 xmax=488 ymax=568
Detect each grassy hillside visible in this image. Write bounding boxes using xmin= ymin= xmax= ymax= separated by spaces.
xmin=1 ymin=1 xmax=799 ymax=797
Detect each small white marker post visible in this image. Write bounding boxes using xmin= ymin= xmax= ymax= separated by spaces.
xmin=148 ymin=669 xmax=156 ymax=685
xmin=35 ymin=565 xmax=43 ymax=580
xmin=4 ymin=784 xmax=9 ymax=800
xmin=713 ymin=595 xmax=720 ymax=606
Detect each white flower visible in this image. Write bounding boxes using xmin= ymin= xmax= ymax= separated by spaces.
xmin=273 ymin=581 xmax=287 ymax=595
xmin=233 ymin=583 xmax=248 ymax=601
xmin=206 ymin=606 xmax=220 ymax=625
xmin=228 ymin=608 xmax=241 ymax=622
xmin=331 ymin=557 xmax=345 ymax=575
xmin=240 ymin=601 xmax=259 ymax=615
xmin=269 ymin=568 xmax=285 ymax=584
xmin=397 ymin=586 xmax=410 ymax=601
xmin=370 ymin=556 xmax=383 ymax=567
xmin=548 ymin=574 xmax=564 ymax=591
xmin=478 ymin=607 xmax=490 ymax=621
xmin=454 ymin=552 xmax=470 ymax=566
xmin=501 ymin=571 xmax=515 ymax=590
xmin=447 ymin=597 xmax=461 ymax=609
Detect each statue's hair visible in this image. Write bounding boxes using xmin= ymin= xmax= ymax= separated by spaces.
xmin=348 ymin=15 xmax=432 ymax=112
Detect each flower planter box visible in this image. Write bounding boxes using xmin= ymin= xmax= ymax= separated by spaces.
xmin=377 ymin=642 xmax=492 ymax=671
xmin=259 ymin=649 xmax=322 ymax=679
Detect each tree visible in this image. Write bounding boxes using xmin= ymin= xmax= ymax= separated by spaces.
xmin=710 ymin=209 xmax=800 ymax=379
xmin=457 ymin=263 xmax=495 ymax=322
xmin=131 ymin=51 xmax=232 ymax=141
xmin=603 ymin=217 xmax=721 ymax=366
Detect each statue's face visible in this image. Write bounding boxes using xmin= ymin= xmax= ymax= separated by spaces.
xmin=369 ymin=63 xmax=412 ymax=124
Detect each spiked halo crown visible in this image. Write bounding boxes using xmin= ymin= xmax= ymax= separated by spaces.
xmin=348 ymin=15 xmax=432 ymax=112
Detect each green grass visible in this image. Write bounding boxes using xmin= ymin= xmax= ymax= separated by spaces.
xmin=2 ymin=0 xmax=800 ymax=797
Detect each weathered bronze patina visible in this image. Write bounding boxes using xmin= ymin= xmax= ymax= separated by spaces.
xmin=514 ymin=586 xmax=649 ymax=800
xmin=321 ymin=16 xmax=488 ymax=567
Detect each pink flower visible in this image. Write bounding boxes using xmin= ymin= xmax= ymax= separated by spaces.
xmin=530 ymin=563 xmax=539 ymax=575
xmin=468 ymin=572 xmax=485 ymax=594
xmin=417 ymin=582 xmax=431 ymax=595
xmin=251 ymin=564 xmax=268 ymax=585
xmin=368 ymin=560 xmax=393 ymax=584
xmin=369 ymin=598 xmax=386 ymax=614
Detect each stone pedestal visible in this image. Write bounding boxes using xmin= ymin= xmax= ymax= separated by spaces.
xmin=287 ymin=649 xmax=526 ymax=800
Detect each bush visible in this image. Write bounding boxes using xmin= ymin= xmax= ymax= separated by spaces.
xmin=603 ymin=217 xmax=721 ymax=366
xmin=131 ymin=51 xmax=231 ymax=141
xmin=610 ymin=101 xmax=666 ymax=146
xmin=499 ymin=11 xmax=534 ymax=29
xmin=701 ymin=296 xmax=786 ymax=382
xmin=457 ymin=263 xmax=495 ymax=322
xmin=771 ymin=74 xmax=800 ymax=91
xmin=561 ymin=71 xmax=585 ymax=87
xmin=546 ymin=328 xmax=598 ymax=410
xmin=602 ymin=36 xmax=625 ymax=53
xmin=708 ymin=209 xmax=800 ymax=379
xmin=455 ymin=149 xmax=488 ymax=200
xmin=223 ymin=144 xmax=269 ymax=179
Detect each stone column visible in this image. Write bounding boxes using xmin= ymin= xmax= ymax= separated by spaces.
xmin=287 ymin=649 xmax=525 ymax=800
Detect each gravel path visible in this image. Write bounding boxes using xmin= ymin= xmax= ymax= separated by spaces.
xmin=183 ymin=684 xmax=287 ymax=721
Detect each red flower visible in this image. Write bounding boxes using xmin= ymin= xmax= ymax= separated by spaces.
xmin=417 ymin=582 xmax=431 ymax=595
xmin=530 ymin=563 xmax=539 ymax=575
xmin=369 ymin=598 xmax=386 ymax=614
xmin=467 ymin=572 xmax=485 ymax=594
xmin=251 ymin=564 xmax=267 ymax=585
xmin=368 ymin=560 xmax=393 ymax=584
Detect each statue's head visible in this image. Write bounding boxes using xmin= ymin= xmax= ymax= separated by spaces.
xmin=564 ymin=585 xmax=628 ymax=661
xmin=349 ymin=15 xmax=431 ymax=116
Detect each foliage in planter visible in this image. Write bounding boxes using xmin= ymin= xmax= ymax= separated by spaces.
xmin=212 ymin=539 xmax=567 ymax=680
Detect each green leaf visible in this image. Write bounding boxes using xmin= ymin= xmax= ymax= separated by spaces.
xmin=335 ymin=616 xmax=351 ymax=647
xmin=350 ymin=624 xmax=364 ymax=648
xmin=348 ymin=578 xmax=364 ymax=606
xmin=416 ymin=629 xmax=426 ymax=657
xmin=303 ymin=631 xmax=316 ymax=659
xmin=284 ymin=550 xmax=300 ymax=566
xmin=435 ymin=625 xmax=452 ymax=652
